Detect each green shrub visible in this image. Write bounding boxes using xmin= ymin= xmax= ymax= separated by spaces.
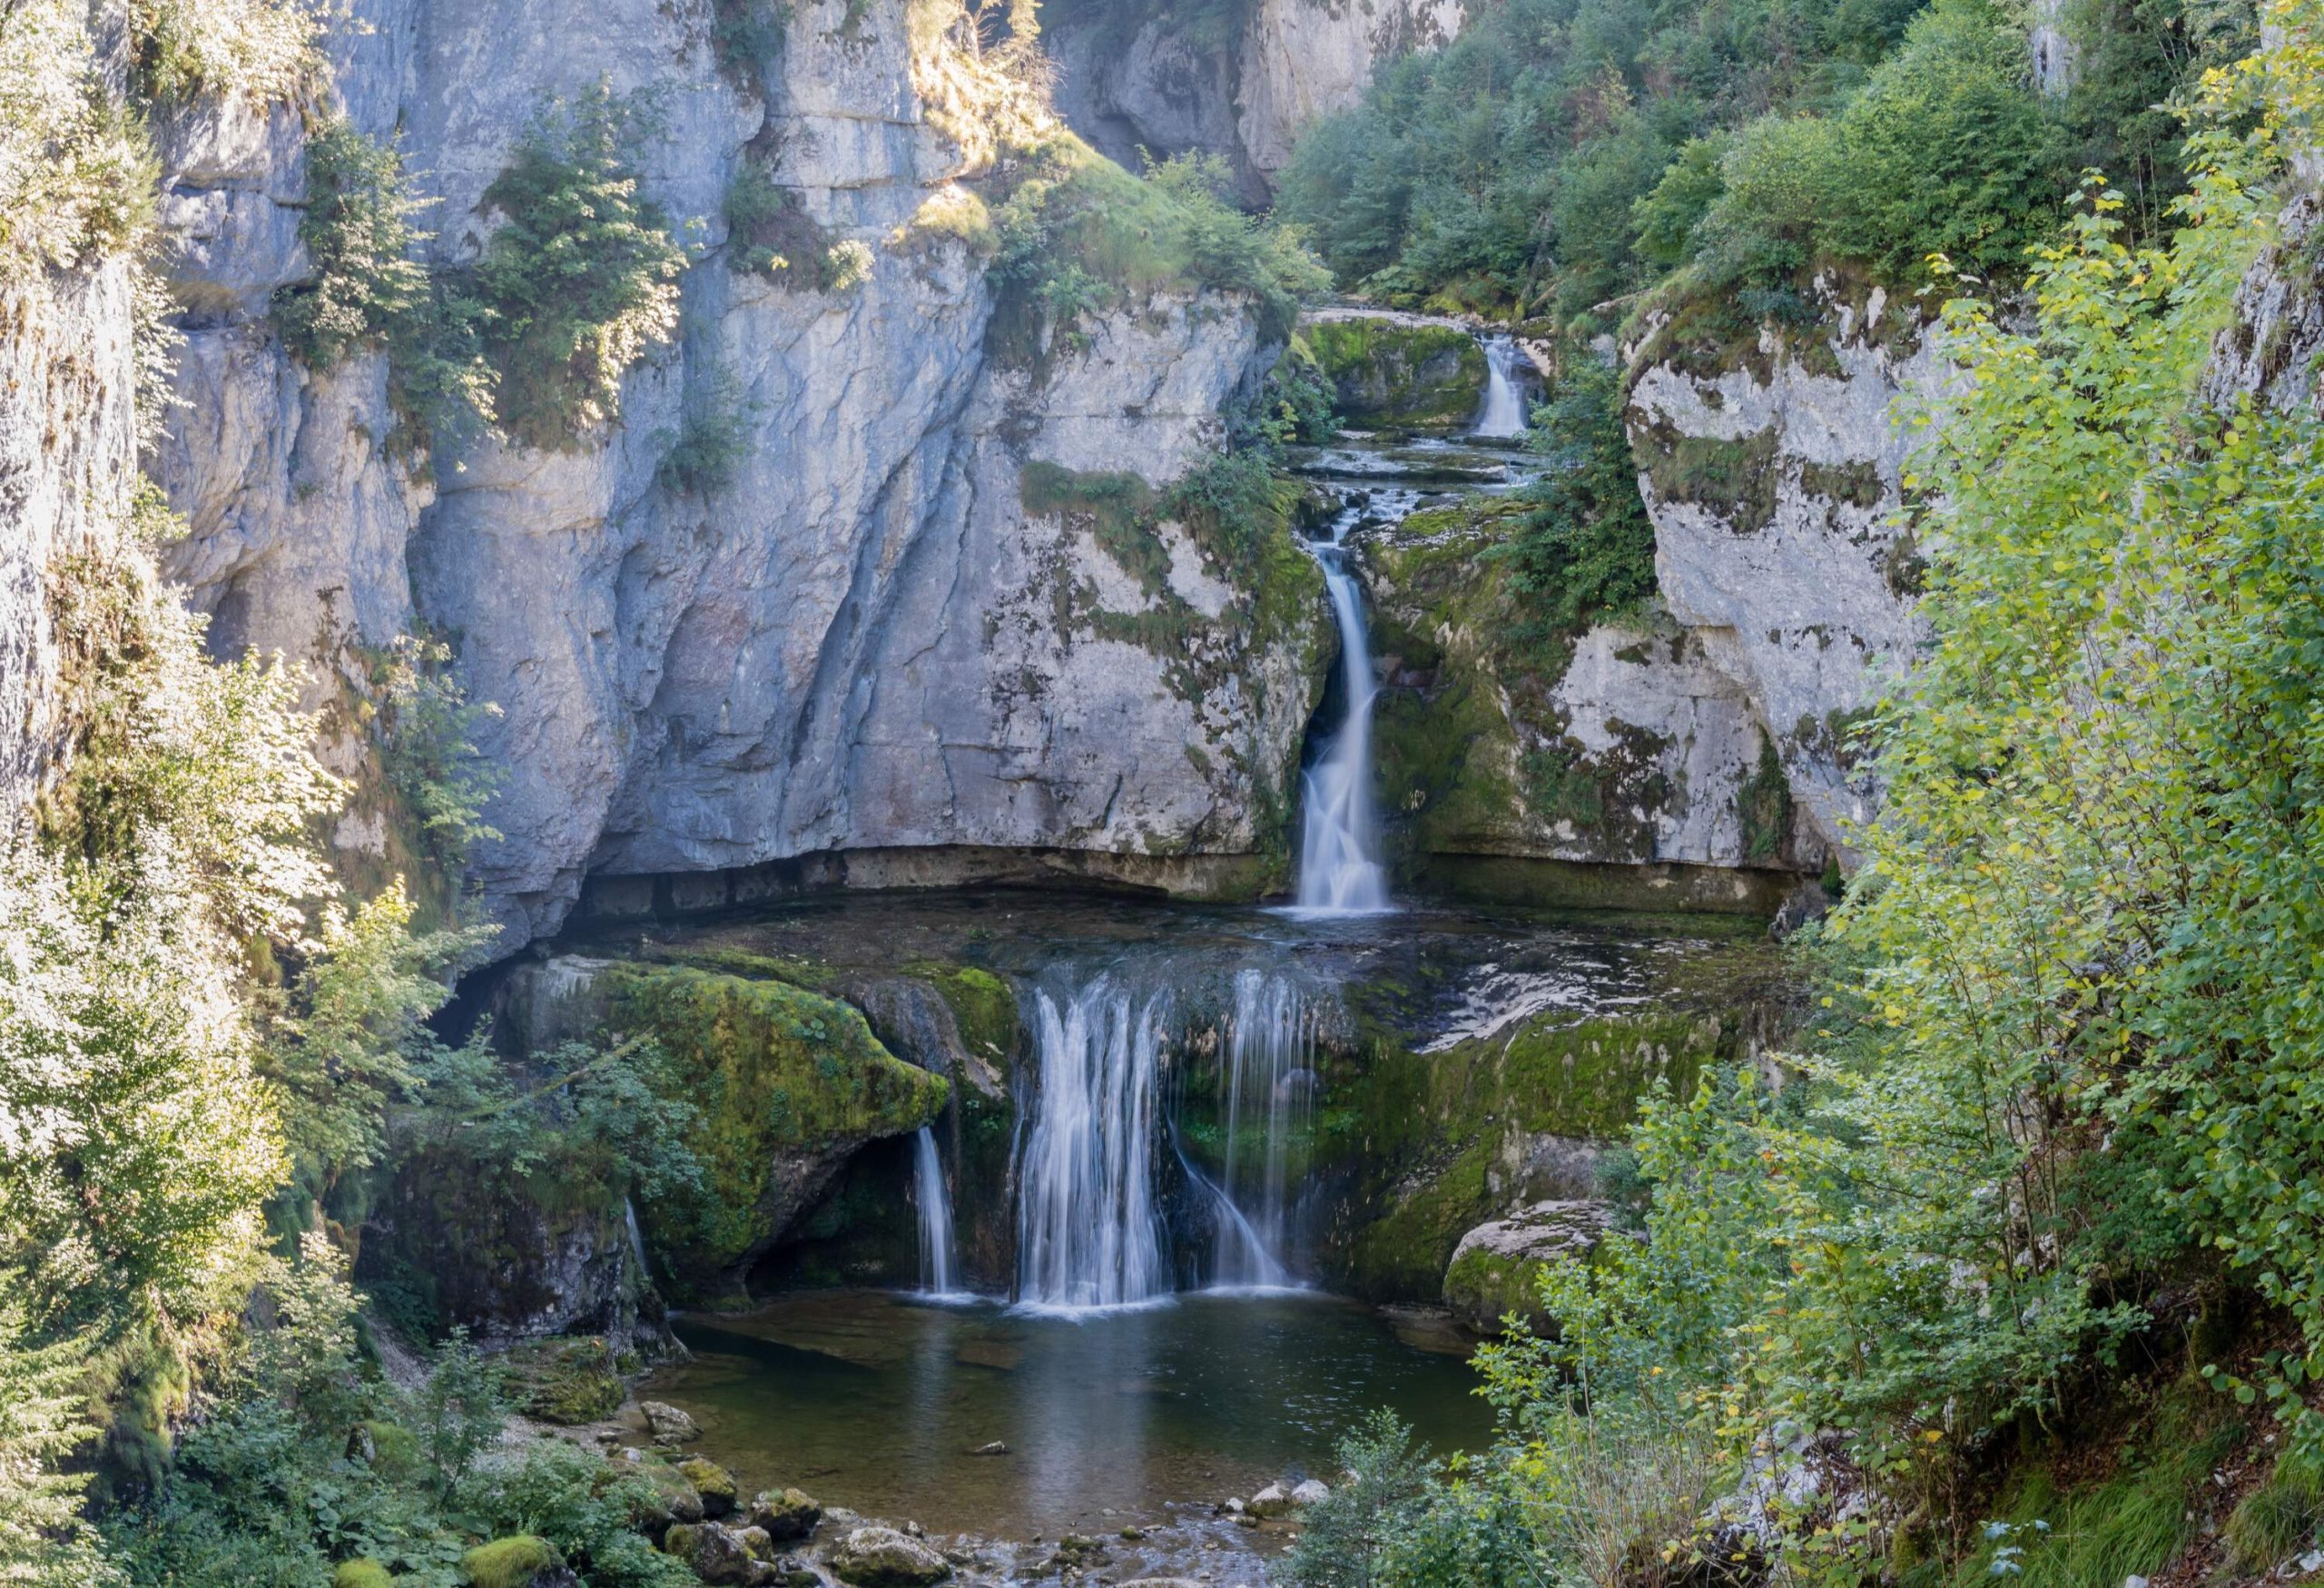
xmin=471 ymin=84 xmax=685 ymax=450
xmin=1492 ymin=356 xmax=1657 ymax=647
xmin=128 ymin=0 xmax=315 ymax=105
xmin=655 ymin=354 xmax=753 ymax=498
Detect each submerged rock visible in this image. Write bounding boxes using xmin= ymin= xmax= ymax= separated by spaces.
xmin=641 ymin=1401 xmax=699 ymax=1445
xmin=827 ymin=1524 xmax=952 ymax=1586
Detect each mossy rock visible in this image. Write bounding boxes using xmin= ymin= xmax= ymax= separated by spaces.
xmin=913 ymin=963 xmax=1020 ymax=1062
xmin=611 ymin=965 xmax=949 ymax=1297
xmin=677 ymin=1455 xmax=740 ymax=1517
xmin=749 ymin=1485 xmax=824 ymax=1542
xmin=1303 ymin=317 xmax=1487 ymax=431
xmin=334 ymin=1561 xmax=396 ymax=1588
xmin=462 ymin=1535 xmax=561 ymax=1588
xmin=508 ymin=1336 xmax=625 ymax=1425
xmin=1443 ymin=1242 xmax=1548 ymax=1333
xmin=357 ymin=1418 xmax=420 ymax=1481
xmin=622 ymin=1453 xmax=704 ymax=1530
xmin=1318 ymin=1007 xmax=1729 ymax=1298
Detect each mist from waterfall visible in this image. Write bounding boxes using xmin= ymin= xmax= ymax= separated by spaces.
xmin=1474 ymin=334 xmax=1530 ymax=439
xmin=1293 ymin=506 xmax=1393 ymax=914
xmin=911 ymin=1126 xmax=960 ymax=1297
xmin=1207 ymin=969 xmax=1317 ymax=1288
xmin=1014 ymin=976 xmax=1172 ymax=1311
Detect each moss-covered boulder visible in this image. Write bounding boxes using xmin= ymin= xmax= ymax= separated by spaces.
xmin=676 ymin=1455 xmax=740 ymax=1518
xmin=748 ymin=1485 xmax=823 ymax=1543
xmin=334 ymin=1561 xmax=395 ymax=1588
xmin=1316 ymin=1003 xmax=1732 ymax=1299
xmin=828 ymin=1524 xmax=951 ymax=1586
xmin=462 ymin=1535 xmax=562 ymax=1588
xmin=1441 ymin=1200 xmax=1617 ymax=1334
xmin=506 ymin=1336 xmax=625 ymax=1425
xmin=1303 ymin=315 xmax=1487 ymax=431
xmin=617 ymin=1449 xmax=704 ymax=1533
xmin=662 ymin=1521 xmax=760 ymax=1584
xmin=611 ymin=966 xmax=949 ymax=1301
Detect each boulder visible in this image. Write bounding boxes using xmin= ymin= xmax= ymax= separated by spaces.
xmin=1443 ymin=1200 xmax=1618 ymax=1334
xmin=1292 ymin=1478 xmax=1331 ymax=1506
xmin=826 ymin=1524 xmax=952 ymax=1586
xmin=461 ymin=1535 xmax=570 ymax=1588
xmin=663 ymin=1522 xmax=763 ymax=1586
xmin=617 ymin=1449 xmax=705 ymax=1531
xmin=1247 ymin=1482 xmax=1295 ymax=1518
xmin=640 ymin=1400 xmax=698 ymax=1445
xmin=677 ymin=1455 xmax=740 ymax=1518
xmin=748 ymin=1486 xmax=824 ymax=1543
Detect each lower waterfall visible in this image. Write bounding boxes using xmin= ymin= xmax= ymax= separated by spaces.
xmin=1207 ymin=969 xmax=1317 ymax=1287
xmin=1014 ymin=976 xmax=1172 ymax=1310
xmin=911 ymin=1126 xmax=960 ymax=1297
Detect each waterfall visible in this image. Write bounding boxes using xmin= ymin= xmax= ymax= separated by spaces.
xmin=911 ymin=1126 xmax=960 ymax=1297
xmin=1015 ymin=976 xmax=1172 ymax=1311
xmin=1293 ymin=508 xmax=1393 ymax=914
xmin=1474 ymin=334 xmax=1530 ymax=439
xmin=1208 ymin=969 xmax=1316 ymax=1287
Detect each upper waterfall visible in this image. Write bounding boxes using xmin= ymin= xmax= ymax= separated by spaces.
xmin=1474 ymin=335 xmax=1531 ymax=439
xmin=1293 ymin=505 xmax=1394 ymax=915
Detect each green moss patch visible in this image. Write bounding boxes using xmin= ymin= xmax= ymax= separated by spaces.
xmin=1303 ymin=317 xmax=1488 ymax=431
xmin=463 ymin=1535 xmax=560 ymax=1588
xmin=506 ymin=1336 xmax=625 ymax=1425
xmin=1317 ymin=1008 xmax=1734 ymax=1299
xmin=1635 ymin=421 xmax=1783 ymax=534
xmin=610 ymin=966 xmax=948 ymax=1295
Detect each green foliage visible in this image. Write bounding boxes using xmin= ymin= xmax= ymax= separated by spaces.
xmin=1 ymin=0 xmax=159 ymax=281
xmin=2225 ymin=1449 xmax=2324 ymax=1569
xmin=128 ymin=0 xmax=316 ymax=106
xmin=471 ymin=84 xmax=685 ymax=450
xmin=368 ymin=635 xmax=505 ymax=876
xmin=273 ymin=123 xmax=495 ymax=445
xmin=655 ymin=355 xmax=753 ymax=498
xmin=462 ymin=1534 xmax=558 ymax=1588
xmin=990 ymin=138 xmax=1325 ymax=362
xmin=1276 ymin=0 xmax=2246 ymax=319
xmin=1494 ymin=355 xmax=1658 ymax=645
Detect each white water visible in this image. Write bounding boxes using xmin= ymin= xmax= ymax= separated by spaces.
xmin=911 ymin=1126 xmax=961 ymax=1297
xmin=1292 ymin=508 xmax=1393 ymax=915
xmin=1473 ymin=335 xmax=1530 ymax=439
xmin=1207 ymin=969 xmax=1317 ymax=1287
xmin=1015 ymin=977 xmax=1172 ymax=1311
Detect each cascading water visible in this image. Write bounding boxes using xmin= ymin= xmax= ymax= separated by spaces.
xmin=1014 ymin=976 xmax=1172 ymax=1311
xmin=1473 ymin=334 xmax=1530 ymax=439
xmin=1206 ymin=969 xmax=1317 ymax=1287
xmin=1293 ymin=507 xmax=1393 ymax=914
xmin=911 ymin=1126 xmax=960 ymax=1297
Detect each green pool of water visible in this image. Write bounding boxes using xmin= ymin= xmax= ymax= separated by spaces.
xmin=643 ymin=1287 xmax=1492 ymax=1544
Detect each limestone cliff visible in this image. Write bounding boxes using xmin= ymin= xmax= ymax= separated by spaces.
xmin=1621 ymin=284 xmax=1938 ymax=866
xmin=1047 ymin=0 xmax=1464 ymax=202
xmin=151 ymin=0 xmax=1325 ymax=949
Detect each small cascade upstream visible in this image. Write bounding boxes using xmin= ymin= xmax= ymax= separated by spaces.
xmin=1015 ymin=976 xmax=1172 ymax=1311
xmin=1206 ymin=969 xmax=1318 ymax=1288
xmin=1473 ymin=334 xmax=1531 ymax=439
xmin=910 ymin=1127 xmax=960 ymax=1297
xmin=1293 ymin=507 xmax=1393 ymax=914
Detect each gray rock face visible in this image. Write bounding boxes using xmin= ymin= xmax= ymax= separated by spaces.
xmin=1047 ymin=0 xmax=1465 ymax=201
xmin=0 ymin=261 xmax=138 ymax=817
xmin=150 ymin=0 xmax=1322 ymax=951
xmin=2209 ymin=190 xmax=2324 ymax=419
xmin=1625 ymin=285 xmax=1939 ymax=864
xmin=1442 ymin=1198 xmax=1616 ymax=1333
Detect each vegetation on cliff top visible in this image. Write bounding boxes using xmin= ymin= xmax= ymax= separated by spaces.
xmin=1277 ymin=0 xmax=2250 ymax=326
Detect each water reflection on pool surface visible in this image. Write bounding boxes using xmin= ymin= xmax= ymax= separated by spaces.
xmin=643 ymin=1287 xmax=1490 ymax=1546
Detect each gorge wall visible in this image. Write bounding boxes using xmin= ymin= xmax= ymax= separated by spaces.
xmin=1046 ymin=0 xmax=1465 ymax=203
xmin=146 ymin=0 xmax=1325 ymax=950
